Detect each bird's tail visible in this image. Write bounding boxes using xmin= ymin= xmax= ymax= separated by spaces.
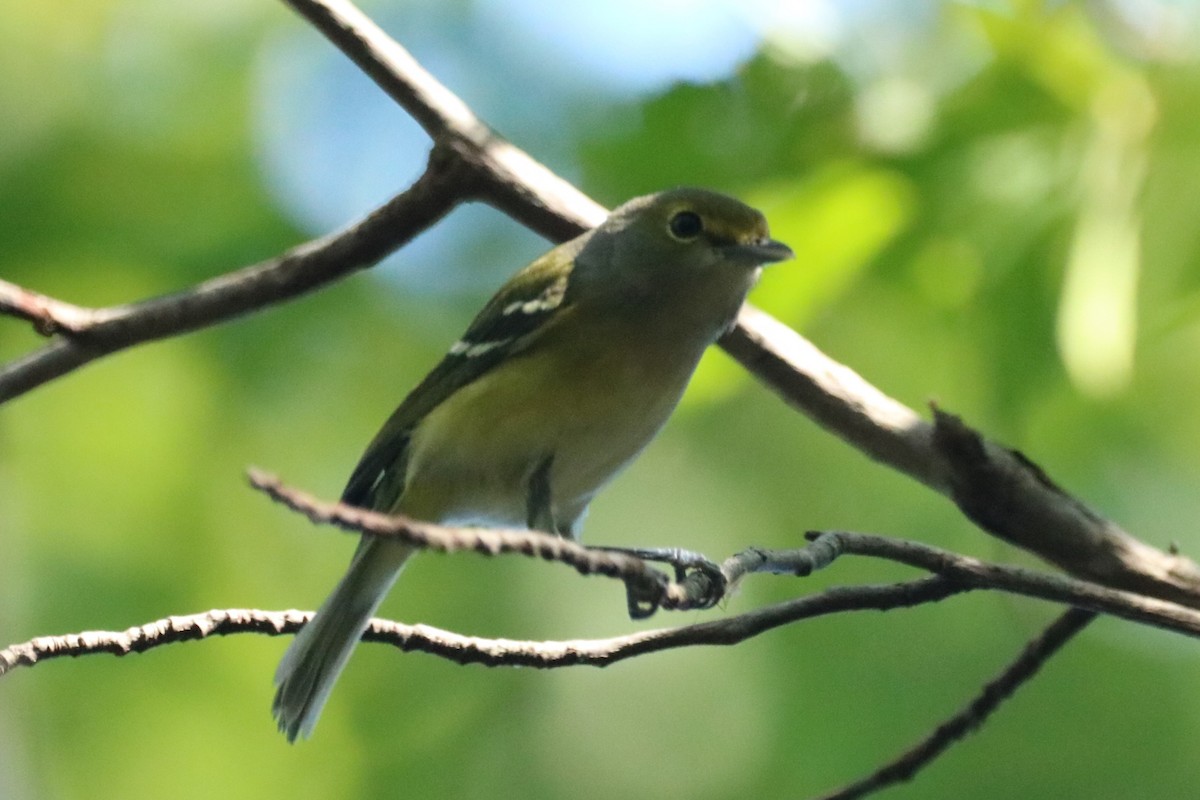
xmin=273 ymin=537 xmax=414 ymax=742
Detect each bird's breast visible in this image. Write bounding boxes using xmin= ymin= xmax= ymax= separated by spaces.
xmin=398 ymin=307 xmax=712 ymax=532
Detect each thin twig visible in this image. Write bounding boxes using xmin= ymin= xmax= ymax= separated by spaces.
xmin=801 ymin=531 xmax=1200 ymax=637
xmin=0 ymin=279 xmax=97 ymax=335
xmin=249 ymin=468 xmax=683 ymax=613
xmin=0 ymin=609 xmax=306 ymax=676
xmin=254 ymin=470 xmax=1200 ymax=640
xmin=0 ymin=576 xmax=963 ymax=676
xmin=817 ymin=607 xmax=1098 ymax=800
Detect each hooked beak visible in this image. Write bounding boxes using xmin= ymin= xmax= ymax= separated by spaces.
xmin=725 ymin=238 xmax=794 ymax=266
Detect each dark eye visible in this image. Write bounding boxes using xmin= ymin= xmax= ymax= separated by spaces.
xmin=668 ymin=210 xmax=703 ymax=241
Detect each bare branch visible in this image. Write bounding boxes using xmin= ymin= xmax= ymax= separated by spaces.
xmin=250 ymin=470 xmax=1200 ymax=640
xmin=281 ymin=0 xmax=606 ymax=241
xmin=0 ymin=279 xmax=98 ymax=335
xmin=4 ymin=539 xmax=1176 ymax=675
xmin=802 ymin=531 xmax=1200 ymax=637
xmin=0 ymin=577 xmax=962 ymax=676
xmin=817 ymin=607 xmax=1098 ymax=800
xmin=721 ymin=305 xmax=1200 ymax=607
xmin=249 ymin=468 xmax=685 ymax=614
xmin=0 ymin=609 xmax=306 ymax=676
xmin=720 ymin=305 xmax=944 ymax=490
xmin=930 ymin=409 xmax=1200 ymax=607
xmin=0 ymin=0 xmax=600 ymax=405
xmin=0 ymin=151 xmax=467 ymax=404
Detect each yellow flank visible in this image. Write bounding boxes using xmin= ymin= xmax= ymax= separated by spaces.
xmin=399 ymin=304 xmax=705 ymax=531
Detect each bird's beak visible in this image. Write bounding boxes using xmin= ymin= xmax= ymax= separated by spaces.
xmin=726 ymin=238 xmax=794 ymax=266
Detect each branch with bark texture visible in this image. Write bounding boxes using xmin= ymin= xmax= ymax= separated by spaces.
xmin=0 ymin=578 xmax=964 ymax=677
xmin=721 ymin=309 xmax=1200 ymax=607
xmin=240 ymin=472 xmax=1200 ymax=638
xmin=6 ymin=512 xmax=1146 ymax=675
xmin=242 ymin=474 xmax=1200 ymax=644
xmin=250 ymin=474 xmax=1200 ymax=640
xmin=14 ymin=472 xmax=1185 ymax=675
xmin=0 ymin=148 xmax=469 ymax=403
xmin=816 ymin=608 xmax=1099 ymax=800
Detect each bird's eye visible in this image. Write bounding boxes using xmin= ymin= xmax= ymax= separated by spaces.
xmin=667 ymin=210 xmax=703 ymax=241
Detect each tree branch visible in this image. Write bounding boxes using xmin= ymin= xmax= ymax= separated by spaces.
xmin=720 ymin=306 xmax=1200 ymax=608
xmin=0 ymin=577 xmax=964 ymax=677
xmin=282 ymin=0 xmax=607 ymax=240
xmin=0 ymin=279 xmax=97 ymax=336
xmin=800 ymin=531 xmax=1200 ymax=637
xmin=249 ymin=469 xmax=682 ymax=616
xmin=249 ymin=470 xmax=1200 ymax=641
xmin=817 ymin=607 xmax=1098 ymax=800
xmin=0 ymin=534 xmax=1157 ymax=677
xmin=929 ymin=409 xmax=1200 ymax=607
xmin=0 ymin=148 xmax=468 ymax=403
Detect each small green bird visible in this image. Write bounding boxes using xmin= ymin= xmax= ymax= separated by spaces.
xmin=273 ymin=187 xmax=793 ymax=741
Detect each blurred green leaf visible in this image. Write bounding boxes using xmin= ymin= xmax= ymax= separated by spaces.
xmin=6 ymin=2 xmax=1200 ymax=799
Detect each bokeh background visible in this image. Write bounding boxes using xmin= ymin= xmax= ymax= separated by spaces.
xmin=4 ymin=1 xmax=1200 ymax=797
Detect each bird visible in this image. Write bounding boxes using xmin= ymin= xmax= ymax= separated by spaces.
xmin=272 ymin=187 xmax=793 ymax=741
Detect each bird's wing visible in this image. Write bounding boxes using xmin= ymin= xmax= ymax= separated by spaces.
xmin=340 ymin=239 xmax=581 ymax=510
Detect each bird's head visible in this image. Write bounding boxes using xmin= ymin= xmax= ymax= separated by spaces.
xmin=573 ymin=187 xmax=793 ymax=307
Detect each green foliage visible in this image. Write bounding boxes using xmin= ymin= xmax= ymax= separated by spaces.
xmin=4 ymin=2 xmax=1200 ymax=799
